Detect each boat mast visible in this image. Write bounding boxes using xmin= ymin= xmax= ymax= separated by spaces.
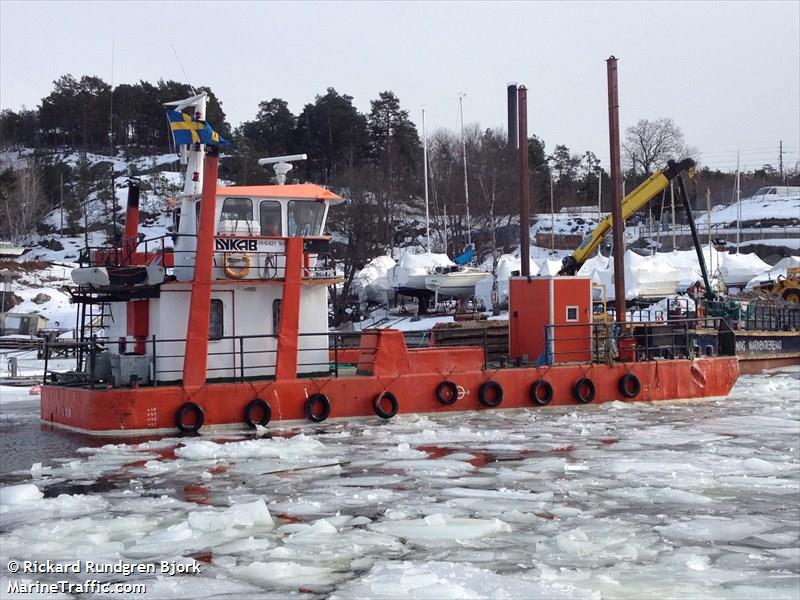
xmin=169 ymin=92 xmax=208 ymax=281
xmin=735 ymin=150 xmax=741 ymax=251
xmin=422 ymin=108 xmax=431 ymax=252
xmin=459 ymin=93 xmax=472 ymax=248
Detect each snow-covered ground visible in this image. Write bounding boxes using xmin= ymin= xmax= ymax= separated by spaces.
xmin=0 ymin=370 xmax=797 ymax=598
xmin=2 ymin=263 xmax=76 ymax=328
xmin=695 ymin=189 xmax=800 ymax=227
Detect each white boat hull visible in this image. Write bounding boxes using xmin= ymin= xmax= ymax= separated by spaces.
xmin=425 ymin=269 xmax=491 ymax=299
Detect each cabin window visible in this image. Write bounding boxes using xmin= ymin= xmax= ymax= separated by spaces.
xmin=259 ymin=200 xmax=282 ymax=236
xmin=566 ymin=306 xmax=579 ymax=322
xmin=210 ymin=299 xmax=224 ymax=340
xmin=272 ymin=299 xmax=281 ymax=334
xmin=220 ymin=197 xmax=253 ymax=222
xmin=288 ymin=201 xmax=324 ymax=236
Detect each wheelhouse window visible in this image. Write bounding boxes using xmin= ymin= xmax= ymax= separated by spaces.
xmin=566 ymin=306 xmax=579 ymax=322
xmin=209 ymin=299 xmax=224 ymax=340
xmin=288 ymin=200 xmax=324 ymax=236
xmin=220 ymin=197 xmax=253 ymax=222
xmin=259 ymin=200 xmax=282 ymax=236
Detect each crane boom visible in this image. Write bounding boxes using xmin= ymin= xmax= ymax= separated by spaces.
xmin=558 ymin=158 xmax=695 ymax=276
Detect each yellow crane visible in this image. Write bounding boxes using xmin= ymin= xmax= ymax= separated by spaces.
xmin=558 ymin=158 xmax=696 ymax=276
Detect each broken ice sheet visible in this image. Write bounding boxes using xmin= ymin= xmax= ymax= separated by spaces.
xmin=329 ymin=560 xmax=597 ymax=600
xmin=0 ymin=372 xmax=797 ymax=598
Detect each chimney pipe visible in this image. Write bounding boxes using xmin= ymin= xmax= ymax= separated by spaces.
xmin=607 ymin=56 xmax=626 ymax=321
xmin=517 ymin=86 xmax=530 ymax=276
xmin=507 ymin=83 xmax=518 ymax=147
xmin=123 ymin=180 xmax=140 ymax=264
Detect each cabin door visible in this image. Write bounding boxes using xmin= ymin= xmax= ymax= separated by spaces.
xmin=208 ymin=292 xmax=237 ymax=379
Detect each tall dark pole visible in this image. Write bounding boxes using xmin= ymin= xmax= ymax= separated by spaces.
xmin=607 ymin=56 xmax=626 ymax=321
xmin=518 ymin=86 xmax=530 ymax=277
xmin=507 ymin=84 xmax=518 ymax=148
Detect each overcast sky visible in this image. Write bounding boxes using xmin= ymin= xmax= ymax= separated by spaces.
xmin=1 ymin=1 xmax=798 ymax=173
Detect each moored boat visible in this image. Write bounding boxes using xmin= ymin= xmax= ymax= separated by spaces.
xmin=39 ymin=93 xmax=739 ymax=436
xmin=424 ymin=265 xmax=491 ymax=300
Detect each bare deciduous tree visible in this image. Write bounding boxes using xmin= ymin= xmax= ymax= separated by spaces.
xmin=2 ymin=163 xmax=46 ymax=241
xmin=623 ymin=117 xmax=688 ymax=176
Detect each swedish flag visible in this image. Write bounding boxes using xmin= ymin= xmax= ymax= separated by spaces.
xmin=165 ymin=108 xmax=228 ymax=146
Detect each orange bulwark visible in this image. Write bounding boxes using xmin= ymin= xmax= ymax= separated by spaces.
xmin=41 ymin=328 xmax=738 ymax=435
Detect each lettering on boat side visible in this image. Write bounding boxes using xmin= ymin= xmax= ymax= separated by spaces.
xmin=215 ymin=238 xmax=286 ymax=253
xmin=215 ymin=238 xmax=257 ymax=251
xmin=735 ymin=339 xmax=783 ymax=353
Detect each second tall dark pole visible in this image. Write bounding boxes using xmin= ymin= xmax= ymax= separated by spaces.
xmin=607 ymin=56 xmax=626 ymax=321
xmin=518 ymin=86 xmax=530 ymax=277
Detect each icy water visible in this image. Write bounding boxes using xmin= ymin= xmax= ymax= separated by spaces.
xmin=0 ymin=371 xmax=798 ymax=599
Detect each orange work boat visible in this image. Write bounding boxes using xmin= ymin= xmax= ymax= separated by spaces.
xmin=40 ymin=93 xmax=739 ymax=436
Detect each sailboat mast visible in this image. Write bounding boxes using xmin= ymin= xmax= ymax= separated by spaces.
xmin=735 ymin=150 xmax=741 ymax=251
xmin=422 ymin=108 xmax=431 ymax=252
xmin=459 ymin=93 xmax=472 ymax=247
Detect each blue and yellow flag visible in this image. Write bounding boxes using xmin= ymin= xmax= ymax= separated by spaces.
xmin=165 ymin=108 xmax=228 ymax=146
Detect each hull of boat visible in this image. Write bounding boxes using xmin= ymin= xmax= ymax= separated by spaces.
xmin=425 ymin=271 xmax=491 ymax=298
xmin=695 ymin=329 xmax=800 ymax=373
xmin=41 ymin=356 xmax=738 ymax=436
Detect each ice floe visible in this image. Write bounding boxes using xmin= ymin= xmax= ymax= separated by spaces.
xmin=0 ymin=372 xmax=797 ymax=597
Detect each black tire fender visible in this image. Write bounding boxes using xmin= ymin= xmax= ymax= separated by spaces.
xmin=244 ymin=399 xmax=272 ymax=428
xmin=373 ymin=391 xmax=399 ymax=419
xmin=305 ymin=393 xmax=331 ymax=423
xmin=529 ymin=379 xmax=553 ymax=406
xmin=618 ymin=373 xmax=641 ymax=398
xmin=175 ymin=402 xmax=205 ymax=433
xmin=478 ymin=380 xmax=504 ymax=407
xmin=436 ymin=381 xmax=459 ymax=405
xmin=573 ymin=378 xmax=596 ymax=404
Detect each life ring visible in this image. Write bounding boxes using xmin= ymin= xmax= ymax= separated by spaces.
xmin=529 ymin=380 xmax=553 ymax=406
xmin=618 ymin=373 xmax=641 ymax=398
xmin=224 ymin=252 xmax=252 ymax=279
xmin=572 ymin=378 xmax=596 ymax=404
xmin=304 ymin=393 xmax=330 ymax=423
xmin=175 ymin=402 xmax=205 ymax=433
xmin=244 ymin=399 xmax=272 ymax=427
xmin=373 ymin=391 xmax=399 ymax=419
xmin=478 ymin=381 xmax=504 ymax=407
xmin=435 ymin=381 xmax=459 ymax=405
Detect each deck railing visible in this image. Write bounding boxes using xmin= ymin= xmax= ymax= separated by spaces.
xmin=77 ymin=233 xmax=339 ymax=282
xmin=544 ymin=316 xmax=733 ymax=365
xmin=43 ymin=316 xmax=736 ymax=390
xmin=43 ymin=330 xmax=380 ymax=389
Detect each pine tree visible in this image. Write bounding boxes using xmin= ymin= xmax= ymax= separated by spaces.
xmin=294 ymin=88 xmax=368 ymax=184
xmin=74 ymin=153 xmax=92 ymax=233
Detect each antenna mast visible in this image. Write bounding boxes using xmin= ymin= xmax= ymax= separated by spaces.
xmin=422 ymin=108 xmax=431 ymax=252
xmin=735 ymin=151 xmax=741 ymax=252
xmin=459 ymin=93 xmax=472 ymax=247
xmin=171 ymin=43 xmax=196 ymax=94
xmin=109 ymin=38 xmax=117 ymax=241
